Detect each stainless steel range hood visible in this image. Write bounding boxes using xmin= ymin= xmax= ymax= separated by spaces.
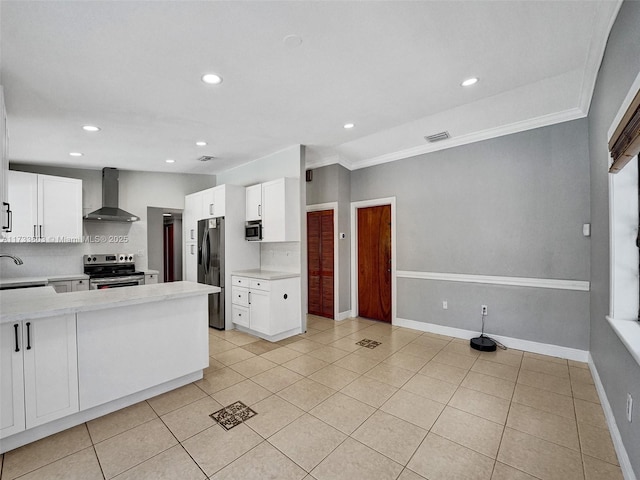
xmin=84 ymin=168 xmax=140 ymax=222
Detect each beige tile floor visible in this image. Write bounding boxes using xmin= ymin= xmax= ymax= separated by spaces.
xmin=0 ymin=315 xmax=623 ymax=480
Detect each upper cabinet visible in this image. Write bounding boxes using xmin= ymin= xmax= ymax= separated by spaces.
xmin=1 ymin=87 xmax=9 ymax=239
xmin=201 ymin=186 xmax=225 ymax=219
xmin=184 ymin=185 xmax=226 ymax=237
xmin=245 ymin=178 xmax=299 ymax=242
xmin=245 ymin=184 xmax=262 ymax=222
xmin=5 ymin=171 xmax=83 ymax=243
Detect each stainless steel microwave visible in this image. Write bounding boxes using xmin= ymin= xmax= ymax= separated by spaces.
xmin=245 ymin=221 xmax=262 ymax=241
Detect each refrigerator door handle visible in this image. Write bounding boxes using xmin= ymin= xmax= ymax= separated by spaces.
xmin=202 ymin=228 xmax=210 ymax=276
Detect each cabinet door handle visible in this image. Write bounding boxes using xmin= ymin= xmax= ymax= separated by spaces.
xmin=248 ymin=292 xmax=251 ymax=305
xmin=39 ymin=225 xmax=43 ymax=238
xmin=258 ymin=204 xmax=262 ymax=217
xmin=14 ymin=323 xmax=20 ymax=352
xmin=190 ymin=244 xmax=195 ymax=255
xmin=26 ymin=322 xmax=32 ymax=350
xmin=210 ymin=203 xmax=214 ymax=215
xmin=190 ymin=228 xmax=195 ymax=240
xmin=34 ymin=225 xmax=37 ymax=239
xmin=2 ymin=202 xmax=11 ymax=232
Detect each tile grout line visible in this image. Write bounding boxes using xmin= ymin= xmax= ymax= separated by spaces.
xmin=490 ymin=352 xmax=522 ymax=479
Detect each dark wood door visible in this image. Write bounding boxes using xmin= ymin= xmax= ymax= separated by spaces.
xmin=357 ymin=205 xmax=391 ymax=322
xmin=307 ymin=210 xmax=334 ymax=318
xmin=163 ymin=223 xmax=175 ymax=282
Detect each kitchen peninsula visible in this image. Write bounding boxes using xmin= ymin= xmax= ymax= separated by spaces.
xmin=0 ymin=281 xmax=218 ymax=453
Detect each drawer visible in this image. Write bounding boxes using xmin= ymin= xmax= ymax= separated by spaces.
xmin=232 ymin=286 xmax=249 ymax=307
xmin=250 ymin=278 xmax=270 ymax=291
xmin=232 ymin=276 xmax=249 ymax=287
xmin=72 ymin=279 xmax=89 ymax=291
xmin=232 ymin=305 xmax=250 ymax=328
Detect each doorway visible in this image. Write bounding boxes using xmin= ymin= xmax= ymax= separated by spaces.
xmin=351 ymin=198 xmax=396 ymax=323
xmin=307 ymin=209 xmax=335 ymax=318
xmin=163 ymin=222 xmax=175 ymax=282
xmin=147 ymin=207 xmax=183 ymax=283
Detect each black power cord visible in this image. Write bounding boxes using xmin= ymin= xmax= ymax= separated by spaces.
xmin=470 ymin=311 xmax=507 ymax=351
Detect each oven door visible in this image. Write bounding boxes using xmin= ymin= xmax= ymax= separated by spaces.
xmin=89 ymin=275 xmax=145 ymax=290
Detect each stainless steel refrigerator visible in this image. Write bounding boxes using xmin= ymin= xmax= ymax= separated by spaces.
xmin=197 ymin=217 xmax=225 ymax=329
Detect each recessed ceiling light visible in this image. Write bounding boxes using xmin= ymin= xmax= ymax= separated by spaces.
xmin=461 ymin=77 xmax=479 ymax=87
xmin=166 ymin=159 xmax=175 ymax=163
xmin=201 ymin=73 xmax=223 ymax=85
xmin=69 ymin=152 xmax=83 ymax=157
xmin=82 ymin=125 xmax=101 ymax=132
xmin=344 ymin=123 xmax=355 ymax=129
xmin=196 ymin=141 xmax=207 ymax=146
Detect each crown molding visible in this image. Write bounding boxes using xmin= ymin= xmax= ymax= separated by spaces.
xmin=349 ymin=107 xmax=586 ymax=171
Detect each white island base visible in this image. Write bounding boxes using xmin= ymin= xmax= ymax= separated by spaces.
xmin=0 ymin=282 xmax=215 ymax=454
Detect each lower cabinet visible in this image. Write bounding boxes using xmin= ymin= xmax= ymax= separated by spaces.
xmin=231 ymin=275 xmax=300 ymax=339
xmin=144 ymin=273 xmax=158 ymax=284
xmin=0 ymin=315 xmax=79 ymax=438
xmin=49 ymin=278 xmax=89 ymax=293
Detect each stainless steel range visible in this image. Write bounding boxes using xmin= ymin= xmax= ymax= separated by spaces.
xmin=83 ymin=253 xmax=145 ymax=290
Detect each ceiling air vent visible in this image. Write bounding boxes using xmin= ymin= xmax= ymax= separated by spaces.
xmin=198 ymin=155 xmax=216 ymax=162
xmin=424 ymin=131 xmax=450 ymax=143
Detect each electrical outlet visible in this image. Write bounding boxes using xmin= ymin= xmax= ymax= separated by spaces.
xmin=442 ymin=300 xmax=448 ymax=310
xmin=627 ymin=393 xmax=633 ymax=423
xmin=481 ymin=305 xmax=488 ymax=316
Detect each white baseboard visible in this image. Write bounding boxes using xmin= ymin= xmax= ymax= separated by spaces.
xmin=337 ymin=311 xmax=352 ymax=321
xmin=588 ymin=354 xmax=637 ymax=480
xmin=394 ymin=317 xmax=589 ymax=362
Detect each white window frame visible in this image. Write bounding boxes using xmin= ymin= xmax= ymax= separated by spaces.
xmin=607 ymin=70 xmax=640 ymax=367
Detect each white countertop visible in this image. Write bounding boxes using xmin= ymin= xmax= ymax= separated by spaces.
xmin=0 ymin=274 xmax=89 ymax=289
xmin=0 ymin=281 xmax=219 ymax=323
xmin=231 ymin=269 xmax=301 ymax=280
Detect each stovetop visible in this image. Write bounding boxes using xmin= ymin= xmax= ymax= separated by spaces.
xmin=83 ymin=253 xmax=143 ymax=277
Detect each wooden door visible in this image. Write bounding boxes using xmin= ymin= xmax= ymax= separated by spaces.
xmin=164 ymin=223 xmax=175 ymax=282
xmin=307 ymin=210 xmax=334 ymax=318
xmin=357 ymin=205 xmax=391 ymax=322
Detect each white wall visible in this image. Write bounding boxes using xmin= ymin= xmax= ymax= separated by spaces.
xmin=0 ymin=164 xmax=215 ymax=278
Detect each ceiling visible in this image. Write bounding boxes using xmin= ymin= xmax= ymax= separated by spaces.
xmin=0 ymin=1 xmax=621 ymax=175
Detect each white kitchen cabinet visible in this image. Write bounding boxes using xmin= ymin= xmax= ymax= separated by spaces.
xmin=5 ymin=171 xmax=82 ymax=242
xmin=145 ymin=273 xmax=158 ymax=284
xmin=244 ymin=178 xmax=299 ymax=242
xmin=231 ymin=275 xmax=301 ymax=340
xmin=48 ymin=278 xmax=89 ymax=293
xmin=185 ymin=242 xmax=197 ymax=282
xmin=201 ymin=185 xmax=225 ymax=219
xmin=184 ymin=192 xmax=200 ymax=243
xmin=245 ymin=184 xmax=262 ymax=222
xmin=72 ymin=279 xmax=89 ymax=291
xmin=1 ymin=322 xmax=25 ymax=438
xmin=0 ymin=86 xmax=9 ymax=238
xmin=0 ymin=315 xmax=79 ymax=438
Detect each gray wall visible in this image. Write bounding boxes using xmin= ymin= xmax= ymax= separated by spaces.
xmin=306 ymin=163 xmax=352 ymax=314
xmin=147 ymin=207 xmax=165 ymax=280
xmin=350 ymin=119 xmax=591 ymax=349
xmin=588 ymin=0 xmax=640 ymax=475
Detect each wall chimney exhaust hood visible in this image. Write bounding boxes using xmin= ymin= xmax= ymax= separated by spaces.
xmin=84 ymin=168 xmax=140 ymax=222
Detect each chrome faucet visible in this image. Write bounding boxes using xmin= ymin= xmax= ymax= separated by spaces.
xmin=0 ymin=254 xmax=24 ymax=265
